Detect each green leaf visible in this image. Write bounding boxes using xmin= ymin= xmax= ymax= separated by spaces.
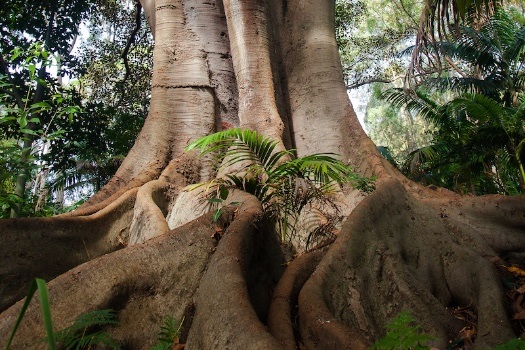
xmin=207 ymin=198 xmax=223 ymax=203
xmin=31 ymin=102 xmax=51 ymax=110
xmin=10 ymin=47 xmax=22 ymax=61
xmin=186 ymin=128 xmax=285 ymax=174
xmin=36 ymin=279 xmax=56 ymax=349
xmin=20 ymin=129 xmax=38 ymax=136
xmin=36 ymin=78 xmax=48 ymax=88
xmin=28 ymin=64 xmax=36 ymax=79
xmin=213 ymin=208 xmax=223 ymax=222
xmin=218 ymin=185 xmax=229 ymax=200
xmin=17 ymin=115 xmax=27 ymax=129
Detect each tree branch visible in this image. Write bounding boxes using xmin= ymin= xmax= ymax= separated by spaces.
xmin=443 ymin=55 xmax=467 ymax=78
xmin=346 ymin=78 xmax=392 ymax=90
xmin=121 ymin=0 xmax=142 ymax=83
xmin=397 ymin=0 xmax=419 ymax=27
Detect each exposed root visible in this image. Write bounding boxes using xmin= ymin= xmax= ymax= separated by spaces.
xmin=1 ymin=175 xmax=523 ymax=349
xmin=298 ymin=271 xmax=370 ymax=350
xmin=0 ymin=187 xmax=137 ymax=312
xmin=128 ymin=179 xmax=171 ymax=244
xmin=7 ymin=1 xmax=525 ymax=349
xmin=267 ymin=249 xmax=326 ymax=350
xmin=0 ymin=211 xmax=219 ymax=349
xmin=299 ymin=177 xmax=525 ymax=349
xmin=186 ymin=192 xmax=282 ymax=349
xmin=0 ymin=156 xmax=202 ymax=313
xmin=166 ymin=189 xmax=210 ymax=230
xmin=67 ymin=166 xmax=163 ymax=217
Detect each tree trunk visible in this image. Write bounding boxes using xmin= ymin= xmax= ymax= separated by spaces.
xmin=1 ymin=1 xmax=524 ymax=349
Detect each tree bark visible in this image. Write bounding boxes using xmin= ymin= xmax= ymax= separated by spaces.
xmin=0 ymin=0 xmax=524 ymax=349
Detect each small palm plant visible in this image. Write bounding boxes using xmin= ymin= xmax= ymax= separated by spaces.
xmin=185 ymin=128 xmax=372 ymax=244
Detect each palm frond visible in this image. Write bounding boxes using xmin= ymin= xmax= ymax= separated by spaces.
xmin=446 ymin=93 xmax=506 ymax=124
xmin=412 ymin=0 xmax=503 ymax=77
xmin=186 ymin=128 xmax=291 ymax=172
xmin=381 ymin=88 xmax=444 ymax=127
xmin=458 ymin=25 xmax=501 ymax=68
xmin=517 ymin=138 xmax=525 ymax=159
xmin=404 ymin=142 xmax=451 ymax=174
xmin=425 ymin=76 xmax=499 ymax=96
xmin=225 ymin=173 xmax=273 ymax=204
xmin=420 ymin=0 xmax=502 ymax=38
xmin=279 ymin=154 xmax=359 ymax=185
xmin=504 ymin=24 xmax=525 ymax=63
xmin=185 ymin=129 xmax=375 ymax=242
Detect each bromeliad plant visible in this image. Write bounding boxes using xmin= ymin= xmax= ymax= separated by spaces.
xmin=185 ymin=128 xmax=372 ymax=244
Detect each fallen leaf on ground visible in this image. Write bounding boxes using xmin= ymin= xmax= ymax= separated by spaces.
xmin=505 ymin=266 xmax=525 ymax=277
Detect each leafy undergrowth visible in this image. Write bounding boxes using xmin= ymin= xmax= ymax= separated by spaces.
xmin=370 ymin=310 xmax=525 ymax=350
xmin=370 ymin=311 xmax=434 ymax=350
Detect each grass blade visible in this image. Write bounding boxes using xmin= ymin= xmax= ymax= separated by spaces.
xmin=5 ymin=278 xmax=56 ymax=350
xmin=35 ymin=279 xmax=56 ymax=350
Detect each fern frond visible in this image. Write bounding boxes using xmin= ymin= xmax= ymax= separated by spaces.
xmin=54 ymin=309 xmax=119 ymax=350
xmin=71 ymin=332 xmax=120 ymax=350
xmin=151 ymin=316 xmax=184 ymax=350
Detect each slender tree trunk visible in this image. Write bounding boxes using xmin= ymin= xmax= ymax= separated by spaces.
xmin=10 ymin=8 xmax=56 ymax=218
xmin=0 ymin=1 xmax=524 ymax=349
xmin=9 ymin=139 xmax=32 ymax=218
